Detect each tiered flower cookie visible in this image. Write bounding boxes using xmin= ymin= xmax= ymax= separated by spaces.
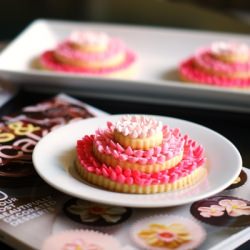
xmin=76 ymin=115 xmax=206 ymax=194
xmin=179 ymin=41 xmax=250 ymax=88
xmin=39 ymin=30 xmax=137 ymax=78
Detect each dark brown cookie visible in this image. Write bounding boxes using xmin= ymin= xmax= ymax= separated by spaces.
xmin=63 ymin=198 xmax=132 ymax=227
xmin=190 ymin=195 xmax=250 ymax=227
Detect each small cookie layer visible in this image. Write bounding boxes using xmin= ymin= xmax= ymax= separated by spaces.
xmin=114 ymin=115 xmax=163 ymax=149
xmin=54 ymin=39 xmax=125 ymax=69
xmin=69 ymin=30 xmax=110 ymax=52
xmin=93 ymin=122 xmax=184 ymax=173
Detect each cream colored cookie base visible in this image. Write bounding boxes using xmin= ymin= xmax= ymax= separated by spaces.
xmin=38 ymin=58 xmax=138 ymax=80
xmin=70 ymin=42 xmax=108 ymax=53
xmin=213 ymin=53 xmax=249 ymax=64
xmin=93 ymin=145 xmax=183 ymax=173
xmin=76 ymin=160 xmax=207 ymax=194
xmin=114 ymin=130 xmax=163 ymax=150
xmin=54 ymin=51 xmax=125 ymax=69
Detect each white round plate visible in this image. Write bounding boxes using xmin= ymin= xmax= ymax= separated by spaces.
xmin=33 ymin=115 xmax=242 ymax=208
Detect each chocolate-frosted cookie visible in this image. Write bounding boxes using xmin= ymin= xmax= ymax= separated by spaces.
xmin=63 ymin=198 xmax=132 ymax=227
xmin=226 ymin=170 xmax=247 ymax=190
xmin=190 ymin=195 xmax=250 ymax=227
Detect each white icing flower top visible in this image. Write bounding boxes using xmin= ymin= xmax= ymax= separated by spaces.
xmin=115 ymin=115 xmax=163 ymax=138
xmin=69 ymin=31 xmax=110 ymax=47
xmin=211 ymin=41 xmax=249 ymax=56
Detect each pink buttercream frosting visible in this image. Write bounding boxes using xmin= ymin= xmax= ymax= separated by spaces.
xmin=211 ymin=41 xmax=250 ymax=57
xmin=69 ymin=30 xmax=110 ymax=47
xmin=94 ymin=122 xmax=184 ymax=164
xmin=179 ymin=42 xmax=250 ymax=88
xmin=115 ymin=115 xmax=163 ymax=138
xmin=194 ymin=49 xmax=250 ymax=74
xmin=180 ymin=58 xmax=250 ymax=88
xmin=40 ymin=50 xmax=136 ymax=75
xmin=55 ymin=39 xmax=125 ymax=62
xmin=77 ymin=128 xmax=205 ymax=186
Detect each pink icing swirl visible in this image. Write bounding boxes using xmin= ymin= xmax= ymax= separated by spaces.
xmin=179 ymin=43 xmax=250 ymax=88
xmin=77 ymin=134 xmax=205 ymax=186
xmin=194 ymin=49 xmax=250 ymax=74
xmin=40 ymin=50 xmax=136 ymax=75
xmin=179 ymin=58 xmax=250 ymax=88
xmin=55 ymin=39 xmax=125 ymax=62
xmin=211 ymin=41 xmax=249 ymax=57
xmin=69 ymin=30 xmax=110 ymax=47
xmin=94 ymin=123 xmax=184 ymax=164
xmin=115 ymin=115 xmax=163 ymax=138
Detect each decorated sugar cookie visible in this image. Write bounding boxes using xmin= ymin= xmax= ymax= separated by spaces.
xmin=76 ymin=115 xmax=207 ymax=194
xmin=41 ymin=230 xmax=122 ymax=250
xmin=38 ymin=30 xmax=137 ymax=79
xmin=63 ymin=198 xmax=132 ymax=226
xmin=179 ymin=41 xmax=250 ymax=88
xmin=131 ymin=214 xmax=206 ymax=250
xmin=190 ymin=195 xmax=250 ymax=227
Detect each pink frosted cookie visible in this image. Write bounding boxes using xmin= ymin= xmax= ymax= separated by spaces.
xmin=41 ymin=229 xmax=122 ymax=250
xmin=179 ymin=41 xmax=250 ymax=88
xmin=131 ymin=214 xmax=206 ymax=250
xmin=38 ymin=31 xmax=137 ymax=79
xmin=76 ymin=115 xmax=207 ymax=194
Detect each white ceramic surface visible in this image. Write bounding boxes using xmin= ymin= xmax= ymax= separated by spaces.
xmin=32 ymin=115 xmax=242 ymax=208
xmin=0 ymin=19 xmax=250 ymax=111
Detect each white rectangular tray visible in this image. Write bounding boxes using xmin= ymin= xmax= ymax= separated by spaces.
xmin=0 ymin=19 xmax=250 ymax=112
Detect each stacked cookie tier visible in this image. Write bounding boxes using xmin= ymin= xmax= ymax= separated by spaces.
xmin=179 ymin=41 xmax=250 ymax=88
xmin=39 ymin=31 xmax=137 ymax=78
xmin=76 ymin=115 xmax=206 ymax=194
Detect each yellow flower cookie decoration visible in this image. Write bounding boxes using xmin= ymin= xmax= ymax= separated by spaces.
xmin=138 ymin=223 xmax=191 ymax=249
xmin=131 ymin=215 xmax=206 ymax=250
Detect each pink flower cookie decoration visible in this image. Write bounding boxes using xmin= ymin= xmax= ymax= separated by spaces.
xmin=41 ymin=230 xmax=122 ymax=250
xmin=63 ymin=238 xmax=102 ymax=250
xmin=198 ymin=205 xmax=225 ymax=218
xmin=191 ymin=195 xmax=250 ymax=227
xmin=218 ymin=199 xmax=250 ymax=217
